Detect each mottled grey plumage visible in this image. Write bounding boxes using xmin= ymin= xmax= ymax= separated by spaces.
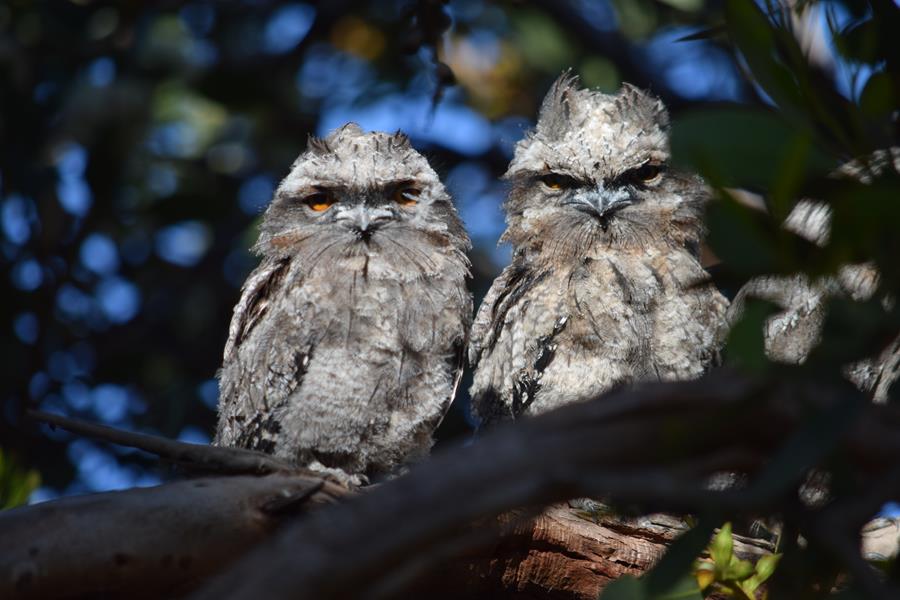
xmin=215 ymin=124 xmax=472 ymax=483
xmin=470 ymin=74 xmax=729 ymax=424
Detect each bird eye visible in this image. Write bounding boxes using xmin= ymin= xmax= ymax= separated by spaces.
xmin=629 ymin=163 xmax=664 ymax=185
xmin=394 ymin=186 xmax=420 ymax=207
xmin=539 ymin=174 xmax=572 ymax=191
xmin=303 ymin=192 xmax=335 ymax=212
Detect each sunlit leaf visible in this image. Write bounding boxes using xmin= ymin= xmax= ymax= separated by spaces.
xmin=710 ymin=523 xmax=734 ymax=571
xmin=0 ymin=449 xmax=41 ymax=510
xmin=695 ymin=564 xmax=716 ymax=591
xmin=724 ymin=558 xmax=755 ymax=581
xmin=754 ymin=553 xmax=782 ymax=584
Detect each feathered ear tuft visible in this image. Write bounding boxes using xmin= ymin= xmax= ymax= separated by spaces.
xmin=535 ymin=70 xmax=581 ymax=140
xmin=335 ymin=122 xmax=364 ymax=136
xmin=323 ymin=122 xmax=365 ymax=146
xmin=390 ymin=130 xmax=412 ymax=150
xmin=619 ymin=83 xmax=669 ymax=130
xmin=307 ymin=134 xmax=331 ymax=155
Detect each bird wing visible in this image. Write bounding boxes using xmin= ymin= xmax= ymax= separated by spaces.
xmin=468 ymin=265 xmax=514 ymax=370
xmin=469 ymin=261 xmax=549 ymax=369
xmin=217 ymin=257 xmax=309 ymax=451
xmin=222 ymin=257 xmax=291 ymax=363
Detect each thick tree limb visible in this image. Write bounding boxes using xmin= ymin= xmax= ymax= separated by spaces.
xmin=189 ymin=372 xmax=900 ymax=600
xmin=5 ymin=373 xmax=898 ymax=599
xmin=0 ymin=473 xmax=347 ymax=600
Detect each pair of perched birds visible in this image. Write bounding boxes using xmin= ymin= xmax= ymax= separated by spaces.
xmin=209 ymin=74 xmax=858 ymax=485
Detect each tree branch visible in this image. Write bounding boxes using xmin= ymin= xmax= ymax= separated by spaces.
xmin=189 ymin=372 xmax=900 ymax=599
xmin=0 ymin=473 xmax=347 ymax=599
xmin=27 ymin=409 xmax=299 ymax=476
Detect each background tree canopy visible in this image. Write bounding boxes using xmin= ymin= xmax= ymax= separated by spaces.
xmin=1 ymin=0 xmax=896 ymax=528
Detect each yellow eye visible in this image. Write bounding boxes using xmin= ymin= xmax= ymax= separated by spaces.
xmin=394 ymin=186 xmax=420 ymax=207
xmin=304 ymin=192 xmax=335 ymax=212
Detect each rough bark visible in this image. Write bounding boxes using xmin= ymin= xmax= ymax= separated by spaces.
xmin=426 ymin=506 xmax=773 ymax=600
xmin=0 ymin=474 xmax=345 ymax=599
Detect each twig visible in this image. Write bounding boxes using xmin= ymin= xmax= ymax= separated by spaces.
xmin=27 ymin=409 xmax=299 ymax=476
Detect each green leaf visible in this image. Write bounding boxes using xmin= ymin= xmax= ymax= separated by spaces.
xmin=674 ymin=25 xmax=724 ymax=42
xmin=0 ymin=449 xmax=41 ymax=510
xmin=670 ymin=109 xmax=834 ymax=190
xmin=724 ymin=0 xmax=803 ymax=112
xmin=809 ymin=297 xmax=900 ymax=369
xmin=725 ymin=298 xmax=779 ymax=374
xmin=835 ymin=18 xmax=881 ymax=64
xmin=654 ymin=574 xmax=704 ymax=600
xmin=754 ymin=553 xmax=782 ymax=584
xmin=646 ymin=519 xmax=719 ymax=595
xmin=601 ymin=575 xmax=648 ymax=600
xmin=739 ymin=577 xmax=761 ymax=597
xmin=859 ymin=72 xmax=896 ymax=118
xmin=601 ymin=520 xmax=716 ymax=600
xmin=825 ymin=175 xmax=900 ymax=288
xmin=710 ymin=523 xmax=734 ymax=571
xmin=600 ymin=574 xmax=704 ymax=600
xmin=769 ymin=135 xmax=813 ymax=224
xmin=723 ymin=558 xmax=755 ymax=581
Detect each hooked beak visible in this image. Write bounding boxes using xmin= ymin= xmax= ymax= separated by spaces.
xmin=564 ymin=187 xmax=633 ymax=220
xmin=337 ymin=205 xmax=395 ymax=241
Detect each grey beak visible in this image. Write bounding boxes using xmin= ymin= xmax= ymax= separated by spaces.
xmin=339 ymin=205 xmax=395 ymax=240
xmin=566 ymin=186 xmax=632 ymax=219
xmin=356 ymin=208 xmax=371 ymax=233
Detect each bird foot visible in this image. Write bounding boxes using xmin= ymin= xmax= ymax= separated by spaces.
xmin=568 ymin=497 xmax=615 ymax=523
xmin=306 ymin=460 xmax=368 ymax=489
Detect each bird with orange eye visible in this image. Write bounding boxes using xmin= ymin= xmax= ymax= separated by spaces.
xmin=301 ymin=183 xmax=420 ymax=213
xmin=469 ymin=75 xmax=727 ymax=427
xmin=298 ymin=181 xmax=424 ymax=242
xmin=216 ymin=125 xmax=472 ymax=486
xmin=532 ymin=161 xmax=667 ymax=233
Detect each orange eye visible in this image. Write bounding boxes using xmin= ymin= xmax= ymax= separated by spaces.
xmin=304 ymin=192 xmax=335 ymax=212
xmin=539 ymin=173 xmax=575 ymax=191
xmin=631 ymin=163 xmax=664 ymax=184
xmin=394 ymin=186 xmax=420 ymax=207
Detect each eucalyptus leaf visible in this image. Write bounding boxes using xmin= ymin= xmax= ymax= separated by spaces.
xmin=709 ymin=523 xmax=734 ymax=570
xmin=754 ymin=553 xmax=782 ymax=584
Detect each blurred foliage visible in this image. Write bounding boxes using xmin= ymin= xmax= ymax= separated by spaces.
xmin=0 ymin=0 xmax=765 ymax=499
xmin=2 ymin=0 xmax=898 ymax=588
xmin=0 ymin=0 xmax=897 ymax=595
xmin=605 ymin=0 xmax=899 ymax=598
xmin=695 ymin=523 xmax=781 ymax=599
xmin=0 ymin=448 xmax=41 ymax=510
xmin=600 ymin=523 xmax=782 ymax=599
